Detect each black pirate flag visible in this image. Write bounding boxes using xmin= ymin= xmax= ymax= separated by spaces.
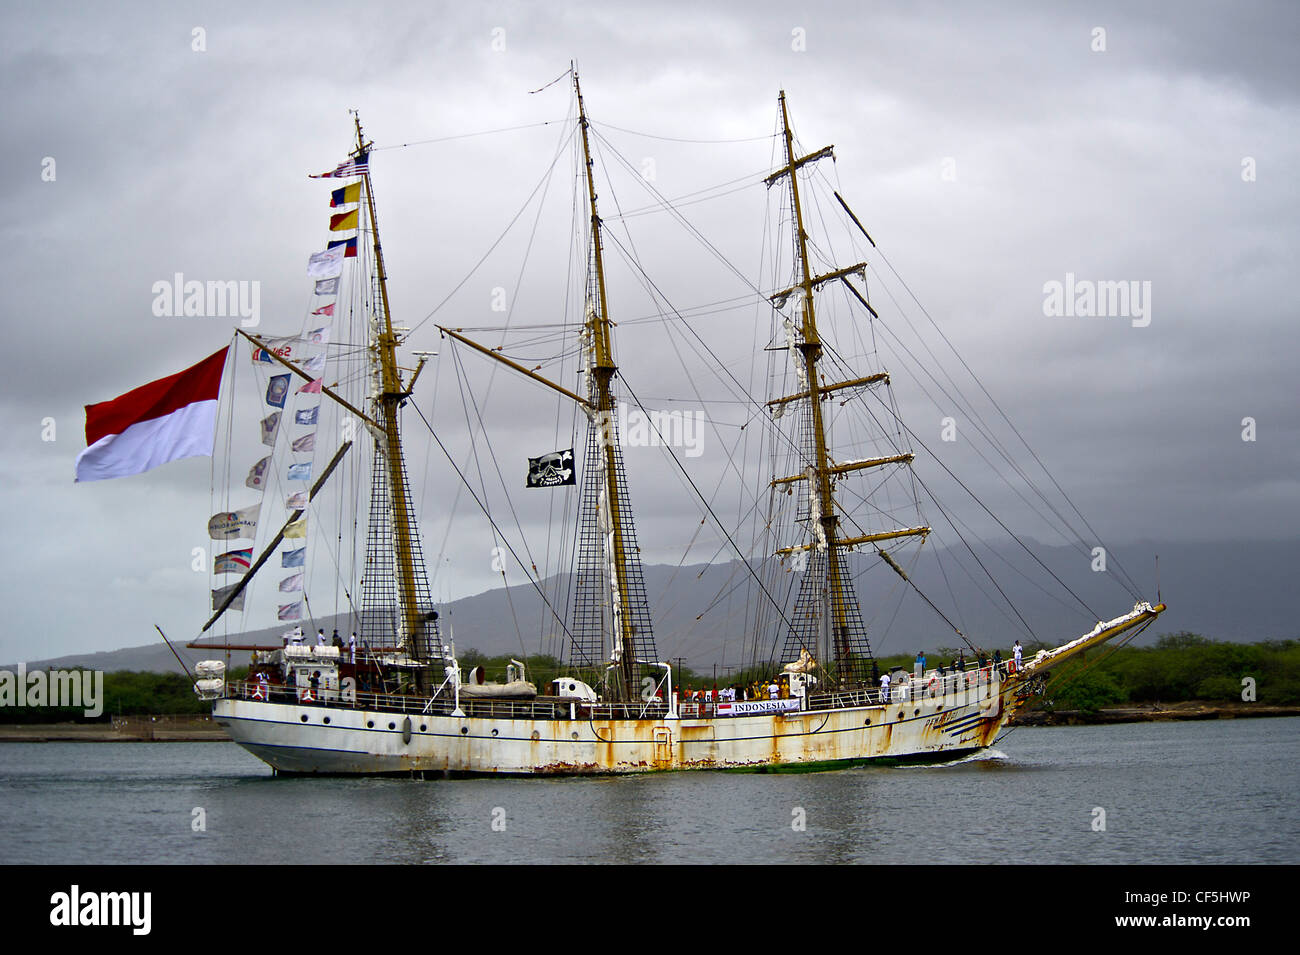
xmin=526 ymin=448 xmax=576 ymax=487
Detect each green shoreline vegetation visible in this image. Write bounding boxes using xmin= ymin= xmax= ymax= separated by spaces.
xmin=1 ymin=633 xmax=1296 ymax=724
xmin=1022 ymin=632 xmax=1298 ymax=713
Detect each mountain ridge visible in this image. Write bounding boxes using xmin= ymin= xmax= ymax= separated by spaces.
xmin=10 ymin=538 xmax=1297 ymax=675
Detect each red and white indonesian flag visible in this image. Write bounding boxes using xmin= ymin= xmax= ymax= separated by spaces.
xmin=75 ymin=348 xmax=229 ymax=483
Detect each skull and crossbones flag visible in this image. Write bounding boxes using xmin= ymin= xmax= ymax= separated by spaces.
xmin=526 ymin=448 xmax=576 ymax=487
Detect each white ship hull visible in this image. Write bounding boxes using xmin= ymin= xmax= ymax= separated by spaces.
xmin=211 ymin=604 xmax=1161 ymax=776
xmin=213 ymin=675 xmax=1014 ymax=775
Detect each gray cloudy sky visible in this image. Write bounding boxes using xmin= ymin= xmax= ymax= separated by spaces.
xmin=1 ymin=0 xmax=1296 ymax=665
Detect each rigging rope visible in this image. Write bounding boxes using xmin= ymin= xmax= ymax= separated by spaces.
xmin=410 ymin=400 xmax=581 ymax=653
xmin=617 ymin=374 xmax=796 ymax=636
xmin=597 ymin=120 xmax=776 ymax=144
xmin=404 ymin=120 xmax=577 ymax=340
xmin=373 ymin=120 xmax=566 ymax=151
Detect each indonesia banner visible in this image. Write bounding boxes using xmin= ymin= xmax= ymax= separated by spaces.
xmin=76 ymin=348 xmax=229 ymax=483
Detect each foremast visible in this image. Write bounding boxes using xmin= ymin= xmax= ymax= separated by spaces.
xmin=352 ymin=115 xmax=435 ymax=667
xmin=769 ymin=91 xmax=929 ymax=686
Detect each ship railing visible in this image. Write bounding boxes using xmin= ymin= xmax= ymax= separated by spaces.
xmin=585 ymin=700 xmax=671 ymax=720
xmin=804 ymin=669 xmax=1005 ymax=711
xmin=677 ymin=702 xmax=716 ymax=718
xmin=224 ymin=679 xmax=593 ymax=721
xmin=670 ymin=669 xmax=1004 ymax=717
xmin=807 ymin=686 xmax=883 ymax=711
xmin=226 ymin=680 xmax=451 ymax=714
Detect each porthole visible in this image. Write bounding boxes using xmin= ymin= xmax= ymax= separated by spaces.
xmin=461 ymin=726 xmax=469 ymax=735
xmin=531 ymin=730 xmax=540 ymax=741
xmin=323 ymin=717 xmax=331 ymax=724
xmin=300 ymin=715 xmax=308 ymax=723
xmin=913 ymin=708 xmax=920 ymax=716
xmin=864 ymin=718 xmax=871 ymax=726
xmin=388 ymin=722 xmax=396 ymax=730
xmin=366 ymin=720 xmax=374 ymax=728
xmin=571 ymin=731 xmax=579 ymax=740
xmin=491 ymin=729 xmax=499 ymax=737
xmin=420 ymin=724 xmax=427 ymax=732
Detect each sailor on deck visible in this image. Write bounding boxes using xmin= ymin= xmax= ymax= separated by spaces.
xmin=348 ymin=632 xmax=357 ymax=663
xmin=880 ymin=672 xmax=891 ymax=703
xmin=316 ymin=629 xmax=327 ymax=646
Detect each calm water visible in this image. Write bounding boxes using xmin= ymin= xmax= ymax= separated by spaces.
xmin=0 ymin=718 xmax=1294 ymax=864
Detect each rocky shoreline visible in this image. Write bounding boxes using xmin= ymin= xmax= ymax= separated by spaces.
xmin=0 ymin=715 xmax=227 ymax=742
xmin=1009 ymin=700 xmax=1300 ymax=726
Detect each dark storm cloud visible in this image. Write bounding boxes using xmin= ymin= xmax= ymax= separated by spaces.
xmin=1 ymin=0 xmax=1295 ymax=663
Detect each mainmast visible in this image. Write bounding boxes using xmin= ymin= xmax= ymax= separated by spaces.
xmin=768 ymin=92 xmax=928 ymax=684
xmin=429 ymin=77 xmax=656 ymax=699
xmin=353 ymin=114 xmax=431 ymax=665
xmin=575 ymin=72 xmax=639 ymax=700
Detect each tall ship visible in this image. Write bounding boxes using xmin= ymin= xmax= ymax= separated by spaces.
xmin=117 ymin=73 xmax=1162 ymax=775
